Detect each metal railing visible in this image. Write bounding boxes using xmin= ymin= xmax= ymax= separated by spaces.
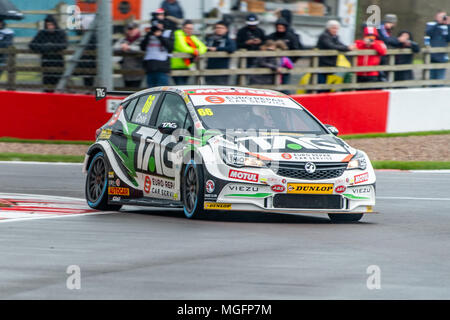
xmin=1 ymin=46 xmax=448 ymax=93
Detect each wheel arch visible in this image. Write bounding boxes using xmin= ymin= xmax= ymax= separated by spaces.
xmin=83 ymin=143 xmax=106 ymax=174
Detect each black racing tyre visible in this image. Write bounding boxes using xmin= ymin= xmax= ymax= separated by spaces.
xmin=328 ymin=213 xmax=363 ymax=223
xmin=182 ymin=160 xmax=206 ymax=219
xmin=85 ymin=152 xmax=122 ymax=211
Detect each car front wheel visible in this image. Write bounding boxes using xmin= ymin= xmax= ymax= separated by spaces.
xmin=182 ymin=160 xmax=206 ymax=219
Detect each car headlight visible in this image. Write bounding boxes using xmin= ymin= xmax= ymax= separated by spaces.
xmin=221 ymin=148 xmax=266 ymax=168
xmin=347 ymin=152 xmax=367 ymax=170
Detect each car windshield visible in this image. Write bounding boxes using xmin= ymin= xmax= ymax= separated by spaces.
xmin=194 ymin=104 xmax=326 ymax=134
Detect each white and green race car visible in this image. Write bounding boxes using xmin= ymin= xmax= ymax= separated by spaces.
xmin=83 ymin=86 xmax=376 ymax=222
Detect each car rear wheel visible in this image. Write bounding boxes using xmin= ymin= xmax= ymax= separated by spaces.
xmin=182 ymin=160 xmax=205 ymax=219
xmin=328 ymin=213 xmax=363 ymax=223
xmin=85 ymin=152 xmax=122 ymax=211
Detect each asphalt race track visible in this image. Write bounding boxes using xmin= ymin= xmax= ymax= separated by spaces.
xmin=0 ymin=162 xmax=449 ymax=299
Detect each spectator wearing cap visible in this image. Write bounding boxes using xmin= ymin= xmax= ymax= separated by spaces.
xmin=266 ymin=18 xmax=302 ymax=91
xmin=236 ymin=13 xmax=265 ymax=51
xmin=378 ymin=14 xmax=400 ymax=48
xmin=171 ymin=20 xmax=207 ymax=85
xmin=151 ymin=8 xmax=177 ymax=31
xmin=236 ymin=14 xmax=266 ymax=80
xmin=354 ymin=27 xmax=387 ymax=83
xmin=141 ymin=19 xmax=174 ymax=87
xmin=161 ymin=0 xmax=184 ymax=19
xmin=0 ymin=20 xmax=14 ymax=77
xmin=29 ymin=15 xmax=67 ymax=92
xmin=114 ymin=22 xmax=144 ymax=89
xmin=377 ymin=14 xmax=399 ymax=81
xmin=205 ymin=21 xmax=236 ymax=85
xmin=426 ymin=10 xmax=450 ymax=81
xmin=316 ymin=20 xmax=355 ymax=85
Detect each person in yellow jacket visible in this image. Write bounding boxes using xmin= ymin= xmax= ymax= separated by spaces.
xmin=171 ymin=20 xmax=207 ymax=85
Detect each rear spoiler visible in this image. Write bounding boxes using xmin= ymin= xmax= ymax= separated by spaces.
xmin=95 ymin=87 xmax=135 ymax=101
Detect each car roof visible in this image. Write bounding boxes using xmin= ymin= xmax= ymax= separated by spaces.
xmin=123 ymin=86 xmax=287 ymax=102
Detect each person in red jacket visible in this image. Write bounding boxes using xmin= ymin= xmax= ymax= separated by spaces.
xmin=355 ymin=26 xmax=387 ymax=83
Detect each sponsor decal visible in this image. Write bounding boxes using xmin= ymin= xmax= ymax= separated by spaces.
xmin=143 ymin=175 xmax=175 ymax=200
xmin=287 ymin=183 xmax=334 ymax=194
xmin=281 ymin=153 xmax=292 ymax=160
xmin=108 ymin=187 xmax=130 ymax=196
xmin=115 ymin=179 xmax=120 ymax=187
xmin=335 ymin=185 xmax=346 ymax=194
xmin=228 ymin=170 xmax=259 ymax=183
xmin=205 ymin=194 xmax=218 ymax=200
xmin=144 ymin=176 xmax=151 ymax=193
xmin=205 ymin=96 xmax=225 ymax=104
xmin=108 ymin=180 xmax=116 ymax=187
xmin=350 ymin=186 xmax=372 ymax=195
xmin=161 ymin=122 xmax=178 ymax=129
xmin=112 ymin=196 xmax=121 ymax=202
xmin=99 ymin=129 xmax=112 ymax=140
xmin=354 ymin=172 xmax=369 ymax=185
xmin=108 ymin=171 xmax=115 ymax=179
xmin=205 ymin=180 xmax=215 ymax=194
xmin=271 ymin=185 xmax=285 ymax=193
xmin=204 ymin=202 xmax=232 ymax=210
xmin=227 ymin=185 xmax=260 ymax=192
xmin=187 ymin=88 xmax=284 ymax=97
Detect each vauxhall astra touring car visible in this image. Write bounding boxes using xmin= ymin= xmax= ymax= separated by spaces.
xmin=83 ymin=86 xmax=376 ymax=222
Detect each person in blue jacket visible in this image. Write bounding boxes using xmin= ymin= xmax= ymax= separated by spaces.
xmin=205 ymin=21 xmax=236 ymax=85
xmin=426 ymin=10 xmax=450 ymax=80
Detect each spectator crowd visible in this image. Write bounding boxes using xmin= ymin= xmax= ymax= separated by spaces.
xmin=2 ymin=0 xmax=448 ymax=91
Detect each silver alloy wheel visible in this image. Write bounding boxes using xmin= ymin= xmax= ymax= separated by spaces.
xmin=87 ymin=156 xmax=106 ymax=203
xmin=184 ymin=166 xmax=198 ymax=213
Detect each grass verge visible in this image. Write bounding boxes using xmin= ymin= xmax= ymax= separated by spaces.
xmin=372 ymin=161 xmax=450 ymax=170
xmin=0 ymin=137 xmax=93 ymax=145
xmin=0 ymin=153 xmax=84 ymax=163
xmin=341 ymin=130 xmax=450 ymax=140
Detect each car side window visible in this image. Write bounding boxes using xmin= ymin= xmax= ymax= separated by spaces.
xmin=155 ymin=94 xmax=188 ymax=128
xmin=124 ymin=98 xmax=138 ymax=120
xmin=131 ymin=93 xmax=160 ymax=126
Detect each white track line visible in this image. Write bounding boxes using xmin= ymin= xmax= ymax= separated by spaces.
xmin=0 ymin=211 xmax=115 ymax=224
xmin=0 ymin=161 xmax=82 ymax=165
xmin=378 ymin=196 xmax=450 ymax=201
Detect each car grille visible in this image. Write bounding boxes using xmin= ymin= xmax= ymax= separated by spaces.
xmin=273 ymin=194 xmax=344 ymax=209
xmin=272 ymin=161 xmax=347 ymax=180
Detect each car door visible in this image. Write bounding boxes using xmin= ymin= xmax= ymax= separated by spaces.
xmin=120 ymin=93 xmax=161 ymax=187
xmin=142 ymin=92 xmax=193 ymax=201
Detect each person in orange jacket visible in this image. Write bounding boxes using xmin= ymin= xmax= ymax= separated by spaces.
xmin=355 ymin=26 xmax=387 ymax=83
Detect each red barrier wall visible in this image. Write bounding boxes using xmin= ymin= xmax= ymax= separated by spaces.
xmin=0 ymin=91 xmax=114 ymax=141
xmin=291 ymin=91 xmax=390 ymax=135
xmin=0 ymin=90 xmax=390 ymax=141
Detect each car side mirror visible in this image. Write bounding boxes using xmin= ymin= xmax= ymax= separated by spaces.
xmin=325 ymin=124 xmax=339 ymax=136
xmin=158 ymin=122 xmax=179 ymax=135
